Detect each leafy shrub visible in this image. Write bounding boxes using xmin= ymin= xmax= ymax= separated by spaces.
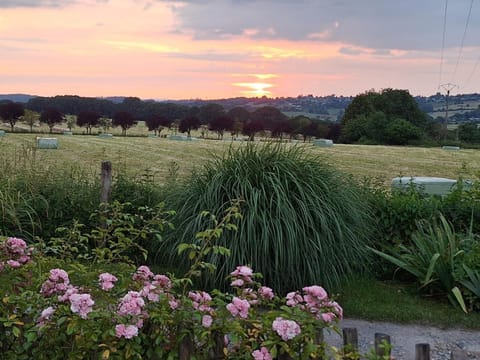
xmin=0 ymin=218 xmax=346 ymax=360
xmin=370 ymin=213 xmax=480 ymax=311
xmin=158 ymin=142 xmax=373 ymax=293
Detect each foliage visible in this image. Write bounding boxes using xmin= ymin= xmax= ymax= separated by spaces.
xmin=158 ymin=142 xmax=373 ymax=293
xmin=0 ymin=207 xmax=347 ymax=360
xmin=145 ymin=114 xmax=171 ymax=136
xmin=340 ymin=89 xmax=428 ymax=145
xmin=39 ymin=108 xmax=64 ymax=133
xmin=0 ymin=101 xmax=24 ymax=132
xmin=46 ymin=201 xmax=174 ymax=265
xmin=76 ymin=111 xmax=101 ymax=134
xmin=370 ymin=213 xmax=480 ymax=311
xmin=179 ymin=115 xmax=201 ymax=137
xmin=112 ymin=111 xmax=137 ymax=136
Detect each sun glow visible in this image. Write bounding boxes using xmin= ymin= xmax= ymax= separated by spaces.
xmin=233 ymin=82 xmax=273 ymax=97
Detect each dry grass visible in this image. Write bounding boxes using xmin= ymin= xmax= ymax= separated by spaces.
xmin=1 ymin=133 xmax=479 ymax=186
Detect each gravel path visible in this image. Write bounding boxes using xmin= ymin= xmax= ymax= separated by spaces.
xmin=323 ymin=318 xmax=480 ymax=359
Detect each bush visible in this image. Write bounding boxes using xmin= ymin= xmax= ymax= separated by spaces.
xmin=158 ymin=142 xmax=373 ymax=293
xmin=0 ymin=235 xmax=345 ymax=360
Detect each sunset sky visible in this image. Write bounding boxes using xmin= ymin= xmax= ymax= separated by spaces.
xmin=2 ymin=0 xmax=480 ymax=100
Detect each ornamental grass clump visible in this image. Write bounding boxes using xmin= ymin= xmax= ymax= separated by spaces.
xmin=159 ymin=142 xmax=373 ymax=293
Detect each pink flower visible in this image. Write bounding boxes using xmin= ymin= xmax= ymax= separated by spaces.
xmin=58 ymin=285 xmax=79 ymax=302
xmin=226 ymin=297 xmax=250 ymax=318
xmin=99 ymin=272 xmax=118 ymax=291
xmin=36 ymin=306 xmax=56 ymax=327
xmin=286 ymin=291 xmax=303 ymax=307
xmin=6 ymin=260 xmax=21 ymax=268
xmin=303 ymin=285 xmax=328 ymax=300
xmin=152 ymin=274 xmax=172 ymax=290
xmin=258 ymin=286 xmax=274 ymax=300
xmin=141 ymin=284 xmax=160 ymax=302
xmin=41 ymin=269 xmax=70 ymax=297
xmin=231 ymin=265 xmax=253 ymax=277
xmin=321 ymin=312 xmax=336 ymax=323
xmin=252 ymin=347 xmax=273 ymax=360
xmin=272 ymin=317 xmax=301 ymax=341
xmin=231 ymin=279 xmax=244 ymax=287
xmin=132 ymin=266 xmax=154 ymax=283
xmin=115 ymin=324 xmax=139 ymax=339
xmin=118 ymin=291 xmax=145 ymax=316
xmin=69 ymin=293 xmax=94 ymax=319
xmin=189 ymin=291 xmax=213 ymax=313
xmin=202 ymin=314 xmax=213 ymax=328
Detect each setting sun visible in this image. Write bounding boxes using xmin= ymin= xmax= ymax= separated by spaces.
xmin=233 ymin=82 xmax=274 ymax=97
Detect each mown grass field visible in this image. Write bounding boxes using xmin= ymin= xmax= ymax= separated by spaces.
xmin=1 ymin=133 xmax=479 ymax=186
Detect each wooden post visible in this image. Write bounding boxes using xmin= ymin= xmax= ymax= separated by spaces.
xmin=100 ymin=161 xmax=112 ymax=203
xmin=209 ymin=332 xmax=224 ymax=359
xmin=415 ymin=343 xmax=430 ymax=360
xmin=342 ymin=328 xmax=358 ymax=351
xmin=179 ymin=333 xmax=194 ymax=360
xmin=374 ymin=333 xmax=391 ymax=357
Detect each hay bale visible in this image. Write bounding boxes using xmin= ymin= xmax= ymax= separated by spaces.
xmin=63 ymin=131 xmax=73 ymax=136
xmin=168 ymin=135 xmax=198 ymax=141
xmin=442 ymin=145 xmax=461 ymax=151
xmin=391 ymin=176 xmax=472 ymax=196
xmin=313 ymin=138 xmax=334 ymax=147
xmin=36 ymin=137 xmax=58 ymax=149
xmin=0 ymin=130 xmax=5 ymax=137
xmin=98 ymin=133 xmax=113 ymax=138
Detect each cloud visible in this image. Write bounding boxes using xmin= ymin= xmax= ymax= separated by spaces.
xmin=0 ymin=0 xmax=107 ymax=7
xmin=157 ymin=0 xmax=480 ymax=51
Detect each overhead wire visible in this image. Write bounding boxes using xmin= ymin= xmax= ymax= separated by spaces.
xmin=438 ymin=0 xmax=449 ymax=88
xmin=449 ymin=0 xmax=474 ymax=85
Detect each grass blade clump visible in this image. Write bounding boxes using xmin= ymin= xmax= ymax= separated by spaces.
xmin=158 ymin=142 xmax=373 ymax=293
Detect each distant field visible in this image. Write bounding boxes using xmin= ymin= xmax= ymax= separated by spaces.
xmin=1 ymin=133 xmax=479 ymax=186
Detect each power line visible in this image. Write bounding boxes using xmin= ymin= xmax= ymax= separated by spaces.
xmin=450 ymin=0 xmax=474 ymax=84
xmin=464 ymin=54 xmax=480 ymax=87
xmin=438 ymin=0 xmax=449 ymax=88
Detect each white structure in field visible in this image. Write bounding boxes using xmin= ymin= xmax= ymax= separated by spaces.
xmin=313 ymin=138 xmax=334 ymax=147
xmin=391 ymin=176 xmax=472 ymax=196
xmin=36 ymin=137 xmax=59 ymax=149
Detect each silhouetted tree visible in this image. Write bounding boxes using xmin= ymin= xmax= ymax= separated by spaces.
xmin=146 ymin=115 xmax=172 ymax=136
xmin=198 ymin=103 xmax=225 ymax=125
xmin=40 ymin=108 xmax=64 ymax=133
xmin=242 ymin=119 xmax=264 ymax=141
xmin=179 ymin=116 xmax=200 ymax=137
xmin=0 ymin=101 xmax=24 ymax=132
xmin=251 ymin=106 xmax=287 ymax=131
xmin=209 ymin=115 xmax=233 ymax=139
xmin=112 ymin=111 xmax=137 ymax=136
xmin=77 ymin=111 xmax=101 ymax=134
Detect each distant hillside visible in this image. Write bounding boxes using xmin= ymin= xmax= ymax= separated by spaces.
xmin=2 ymin=92 xmax=480 ymax=124
xmin=0 ymin=94 xmax=34 ymax=103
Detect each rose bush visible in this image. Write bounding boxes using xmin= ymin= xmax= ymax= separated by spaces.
xmin=1 ymin=236 xmax=344 ymax=359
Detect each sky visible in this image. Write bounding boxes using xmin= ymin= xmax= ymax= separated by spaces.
xmin=2 ymin=0 xmax=480 ymax=100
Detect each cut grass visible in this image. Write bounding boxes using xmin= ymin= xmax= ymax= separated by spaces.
xmin=1 ymin=134 xmax=479 ymax=187
xmin=338 ymin=275 xmax=480 ymax=330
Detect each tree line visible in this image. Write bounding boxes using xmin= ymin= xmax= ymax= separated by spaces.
xmin=1 ymin=90 xmax=478 ymax=145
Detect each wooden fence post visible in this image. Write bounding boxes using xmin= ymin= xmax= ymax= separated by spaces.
xmin=209 ymin=332 xmax=224 ymax=359
xmin=100 ymin=160 xmax=112 ymax=203
xmin=415 ymin=343 xmax=430 ymax=360
xmin=342 ymin=328 xmax=358 ymax=351
xmin=179 ymin=333 xmax=194 ymax=360
xmin=374 ymin=333 xmax=391 ymax=357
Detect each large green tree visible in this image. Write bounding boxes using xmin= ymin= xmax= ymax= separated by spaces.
xmin=340 ymin=89 xmax=428 ymax=145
